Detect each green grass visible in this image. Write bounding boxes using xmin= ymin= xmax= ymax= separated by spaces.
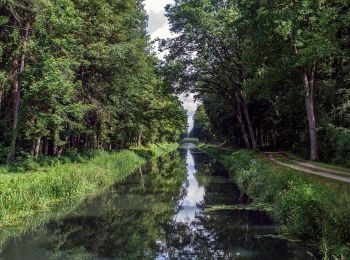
xmin=0 ymin=143 xmax=178 ymax=248
xmin=199 ymin=144 xmax=350 ymax=259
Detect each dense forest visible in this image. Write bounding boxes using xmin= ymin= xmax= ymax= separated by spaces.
xmin=164 ymin=0 xmax=350 ymax=165
xmin=0 ymin=0 xmax=186 ymax=163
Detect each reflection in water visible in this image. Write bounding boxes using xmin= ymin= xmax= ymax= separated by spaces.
xmin=175 ymin=150 xmax=205 ymax=222
xmin=0 ymin=149 xmax=317 ymax=259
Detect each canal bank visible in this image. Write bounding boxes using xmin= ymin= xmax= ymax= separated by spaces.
xmin=199 ymin=144 xmax=350 ymax=258
xmin=0 ymin=143 xmax=178 ymax=250
xmin=1 ymin=147 xmax=315 ymax=259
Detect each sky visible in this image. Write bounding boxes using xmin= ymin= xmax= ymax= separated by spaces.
xmin=144 ymin=0 xmax=198 ymax=133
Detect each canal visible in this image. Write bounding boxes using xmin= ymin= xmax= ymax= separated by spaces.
xmin=0 ymin=148 xmax=314 ymax=259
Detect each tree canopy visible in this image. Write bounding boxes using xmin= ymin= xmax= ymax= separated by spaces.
xmin=164 ymin=0 xmax=350 ymax=165
xmin=0 ymin=0 xmax=187 ymax=162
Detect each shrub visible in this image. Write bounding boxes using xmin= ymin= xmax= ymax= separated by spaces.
xmin=274 ymin=184 xmax=326 ymax=239
xmin=65 ymin=148 xmax=84 ymax=163
xmin=234 ymin=160 xmax=266 ymax=200
xmin=0 ymin=146 xmax=9 ymax=164
xmin=7 ymin=156 xmax=41 ymax=172
xmin=226 ymin=149 xmax=255 ymax=173
xmin=37 ymin=156 xmax=61 ymax=167
xmin=21 ymin=159 xmax=41 ymax=171
xmin=318 ymin=124 xmax=350 ymax=167
xmin=322 ymin=196 xmax=350 ymax=257
xmin=245 ymin=162 xmax=279 ymax=203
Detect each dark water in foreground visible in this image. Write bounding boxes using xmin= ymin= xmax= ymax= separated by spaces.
xmin=0 ymin=149 xmax=316 ymax=259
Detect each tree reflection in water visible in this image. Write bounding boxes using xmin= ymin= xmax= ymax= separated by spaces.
xmin=0 ymin=150 xmax=316 ymax=259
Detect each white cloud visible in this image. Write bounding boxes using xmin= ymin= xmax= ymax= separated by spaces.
xmin=151 ymin=22 xmax=173 ymax=40
xmin=144 ymin=0 xmax=174 ymax=40
xmin=180 ymin=94 xmax=198 ymax=114
xmin=144 ymin=0 xmax=173 ymax=13
xmin=180 ymin=94 xmax=200 ymax=132
xmin=147 ymin=10 xmax=167 ymax=34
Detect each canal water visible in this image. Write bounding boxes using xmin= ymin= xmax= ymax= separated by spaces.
xmin=0 ymin=149 xmax=315 ymax=259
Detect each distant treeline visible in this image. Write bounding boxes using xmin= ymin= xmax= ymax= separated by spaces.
xmin=0 ymin=0 xmax=187 ymax=163
xmin=164 ymin=0 xmax=350 ymax=165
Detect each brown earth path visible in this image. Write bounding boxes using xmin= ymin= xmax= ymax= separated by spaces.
xmin=264 ymin=152 xmax=350 ymax=184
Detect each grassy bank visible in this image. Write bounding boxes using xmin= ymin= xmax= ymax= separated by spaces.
xmin=199 ymin=144 xmax=350 ymax=258
xmin=0 ymin=143 xmax=178 ymax=247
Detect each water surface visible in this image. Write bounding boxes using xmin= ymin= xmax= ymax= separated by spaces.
xmin=0 ymin=149 xmax=316 ymax=259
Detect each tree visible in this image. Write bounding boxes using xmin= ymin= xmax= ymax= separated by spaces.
xmin=164 ymin=0 xmax=349 ymax=164
xmin=0 ymin=0 xmax=186 ymax=163
xmin=164 ymin=0 xmax=257 ymax=149
xmin=239 ymin=0 xmax=342 ymax=160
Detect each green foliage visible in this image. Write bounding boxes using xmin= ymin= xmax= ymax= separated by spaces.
xmin=275 ymin=184 xmax=325 ymax=239
xmin=165 ymin=0 xmax=350 ymax=163
xmin=0 ymin=0 xmax=186 ymax=162
xmin=189 ymin=105 xmax=215 ymax=142
xmin=276 ymin=185 xmax=350 ymax=256
xmin=322 ymin=197 xmax=350 ymax=257
xmin=319 ymin=123 xmax=350 ymax=167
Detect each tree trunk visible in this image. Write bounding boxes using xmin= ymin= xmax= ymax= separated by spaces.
xmin=302 ymin=62 xmax=318 ymax=161
xmin=7 ymin=58 xmax=21 ymax=163
xmin=7 ymin=23 xmax=30 ymax=164
xmin=93 ymin=133 xmax=98 ymax=149
xmin=235 ymin=95 xmax=251 ymax=149
xmin=57 ymin=136 xmax=68 ymax=157
xmin=53 ymin=140 xmax=57 ymax=156
xmin=68 ymin=135 xmax=72 ymax=149
xmin=43 ymin=137 xmax=49 ymax=156
xmin=34 ymin=137 xmax=41 ymax=159
xmin=238 ymin=93 xmax=257 ymax=150
xmin=57 ymin=146 xmax=63 ymax=157
xmin=137 ymin=132 xmax=142 ymax=147
xmin=31 ymin=139 xmax=36 ymax=156
xmin=272 ymin=130 xmax=277 ymax=150
xmin=266 ymin=133 xmax=270 ymax=146
xmin=238 ymin=50 xmax=257 ymax=150
xmin=83 ymin=134 xmax=88 ymax=152
xmin=0 ymin=89 xmax=3 ymax=116
xmin=260 ymin=128 xmax=264 ymax=146
xmin=53 ymin=129 xmax=58 ymax=155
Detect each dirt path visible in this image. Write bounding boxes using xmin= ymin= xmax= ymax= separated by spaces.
xmin=264 ymin=152 xmax=350 ymax=184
